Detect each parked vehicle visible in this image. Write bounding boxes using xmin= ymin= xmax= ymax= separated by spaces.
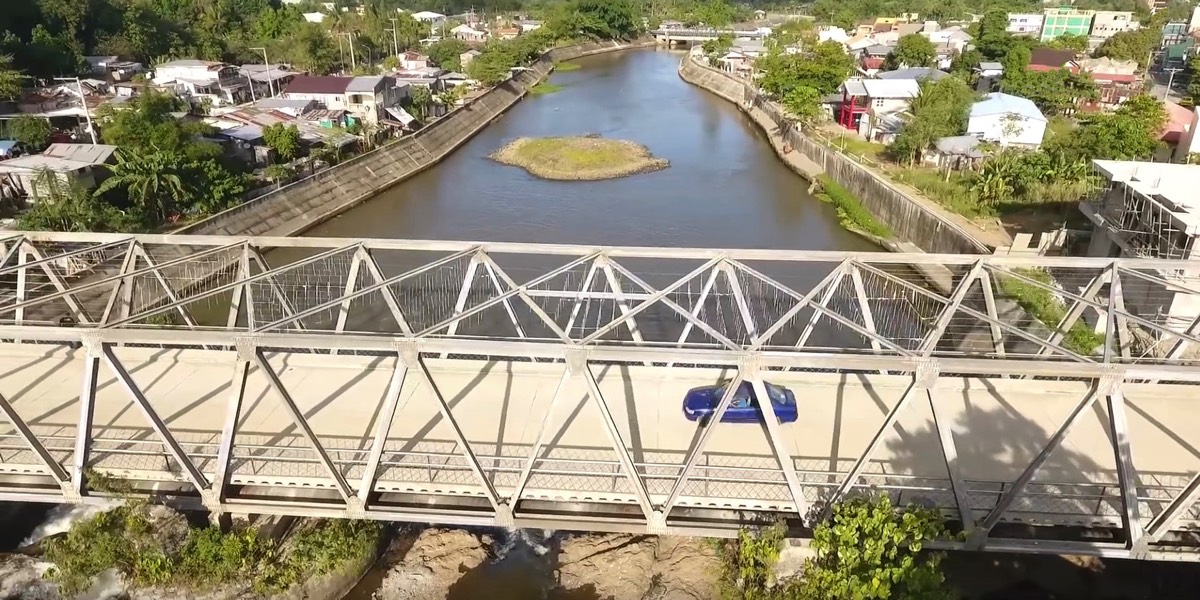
xmin=681 ymin=380 xmax=798 ymax=424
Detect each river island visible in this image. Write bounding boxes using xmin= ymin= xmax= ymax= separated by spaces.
xmin=490 ymin=135 xmax=669 ymax=181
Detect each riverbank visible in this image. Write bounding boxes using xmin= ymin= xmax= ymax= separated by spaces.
xmin=490 ymin=136 xmax=669 ymax=180
xmin=676 ymin=51 xmax=999 ymax=256
xmin=177 ymin=39 xmax=656 ymax=239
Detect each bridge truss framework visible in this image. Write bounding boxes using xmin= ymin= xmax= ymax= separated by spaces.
xmin=0 ymin=232 xmax=1199 ymax=560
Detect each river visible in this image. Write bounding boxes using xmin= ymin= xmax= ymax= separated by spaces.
xmin=303 ymin=48 xmax=874 ymax=253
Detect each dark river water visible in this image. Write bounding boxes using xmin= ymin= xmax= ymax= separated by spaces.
xmin=305 ymin=48 xmax=874 ymax=252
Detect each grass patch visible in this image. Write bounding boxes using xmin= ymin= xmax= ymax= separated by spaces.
xmin=832 ymin=135 xmax=887 ymax=159
xmin=553 ymin=61 xmax=582 ymax=71
xmin=994 ymin=267 xmax=1105 ymax=356
xmin=43 ymin=497 xmax=382 ymax=597
xmin=529 ymin=82 xmax=564 ymax=95
xmin=491 ymin=135 xmax=668 ymax=180
xmin=890 ymin=167 xmax=995 ymax=220
xmin=816 ymin=175 xmax=892 ymax=239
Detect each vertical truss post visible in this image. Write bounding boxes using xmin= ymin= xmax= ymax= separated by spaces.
xmin=509 ymin=366 xmax=572 ymax=506
xmin=1034 ymin=268 xmax=1110 ymax=358
xmin=723 ymin=263 xmax=759 ymax=346
xmin=563 ymin=260 xmax=601 ymax=338
xmin=356 ymin=350 xmax=410 ymax=506
xmin=212 ymin=356 xmax=251 ymax=509
xmin=14 ymin=247 xmax=27 ymax=329
xmin=1107 ymin=387 xmax=1144 ymax=550
xmin=749 ymin=370 xmax=810 ymax=519
xmin=971 ymin=379 xmax=1106 ymax=547
xmin=72 ymin=351 xmax=99 ymax=497
xmin=253 ymin=349 xmax=353 ymax=501
xmin=1109 ymin=267 xmax=1132 ymax=360
xmin=848 ymin=263 xmax=883 ymax=357
xmin=331 ymin=247 xmax=364 ymax=355
xmin=443 ymin=254 xmax=481 ymax=342
xmin=571 ymin=350 xmax=658 ymax=528
xmin=0 ymin=390 xmax=71 ymax=490
xmin=823 ymin=370 xmax=927 ymax=515
xmin=101 ymin=345 xmax=211 ymax=493
xmin=661 ymin=366 xmax=744 ymax=515
xmin=796 ymin=267 xmax=847 ymax=349
xmin=919 ymin=260 xmax=985 ymax=356
xmin=928 ymin=389 xmax=973 ymax=534
xmin=100 ymin=240 xmax=139 ymax=325
xmin=410 ymin=352 xmax=509 ymax=524
xmin=601 ymin=257 xmax=645 ymax=345
xmin=226 ymin=245 xmax=249 ymax=330
xmin=668 ymin=263 xmax=721 ymax=367
xmin=482 ymin=256 xmax=527 ymax=339
xmin=240 ymin=246 xmax=256 ymax=330
xmin=978 ymin=271 xmax=1006 ymax=360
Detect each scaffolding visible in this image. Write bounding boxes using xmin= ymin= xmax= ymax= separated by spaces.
xmin=1098 ymin=175 xmax=1199 ymax=262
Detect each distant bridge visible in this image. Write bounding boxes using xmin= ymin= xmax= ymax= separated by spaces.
xmin=651 ymin=27 xmax=768 ymax=43
xmin=0 ymin=232 xmax=1199 ymax=561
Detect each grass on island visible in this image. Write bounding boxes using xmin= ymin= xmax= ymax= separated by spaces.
xmin=491 ymin=136 xmax=669 ymax=181
xmin=529 ymin=82 xmax=565 ymax=95
xmin=553 ymin=61 xmax=582 ymax=72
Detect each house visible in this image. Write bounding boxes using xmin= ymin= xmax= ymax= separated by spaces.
xmin=401 ymin=51 xmax=430 ymax=71
xmin=1159 ymin=101 xmax=1196 ymax=161
xmin=975 ymin=62 xmax=1004 ymax=92
xmin=84 ymin=56 xmax=145 ymax=81
xmin=411 ymin=10 xmax=445 ymax=22
xmin=876 ymin=67 xmax=948 ymax=81
xmin=967 ymin=92 xmax=1048 ymax=148
xmin=1089 ymin=11 xmax=1138 ymax=41
xmin=303 ymin=12 xmax=325 ymax=23
xmin=253 ymin=97 xmax=317 ymax=117
xmin=460 ymin=49 xmax=482 ymax=68
xmin=1027 ymin=48 xmax=1080 ymax=73
xmin=1040 ymin=8 xmax=1094 ymax=42
xmin=818 ymin=26 xmax=850 ymax=45
xmin=845 ymin=34 xmax=881 ymax=53
xmin=1076 ymin=57 xmax=1139 ymax=109
xmin=715 ymin=51 xmax=753 ymax=75
xmin=393 ymin=68 xmax=447 ymax=92
xmin=518 ymin=20 xmax=543 ymax=32
xmin=152 ymin=59 xmax=250 ymax=107
xmin=1007 ymin=13 xmax=1044 ymax=35
xmin=922 ymin=26 xmax=973 ymax=69
xmin=926 ymin=135 xmax=986 ymax=170
xmin=451 ymin=24 xmax=487 ymax=42
xmin=494 ymin=26 xmax=521 ymax=40
xmin=0 ymin=143 xmax=117 ymax=201
xmin=240 ymin=64 xmax=304 ymax=99
xmin=281 ymin=76 xmax=408 ymax=126
xmin=837 ymin=78 xmax=920 ymax=141
xmin=859 ymin=45 xmax=892 ymax=75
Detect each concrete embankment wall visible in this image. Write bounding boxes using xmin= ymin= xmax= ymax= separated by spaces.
xmin=677 ymin=55 xmax=989 ymax=256
xmin=178 ymin=40 xmax=653 ymax=238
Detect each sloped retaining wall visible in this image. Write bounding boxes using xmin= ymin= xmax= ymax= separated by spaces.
xmin=677 ymin=55 xmax=990 ymax=256
xmin=178 ymin=39 xmax=653 ymax=238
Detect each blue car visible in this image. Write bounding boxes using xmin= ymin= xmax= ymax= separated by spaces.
xmin=682 ymin=380 xmax=799 ymax=424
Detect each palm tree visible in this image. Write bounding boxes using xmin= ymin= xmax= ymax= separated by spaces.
xmin=94 ymin=150 xmax=187 ymax=221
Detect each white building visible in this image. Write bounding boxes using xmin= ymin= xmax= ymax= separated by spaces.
xmin=817 ymin=26 xmax=850 ymax=45
xmin=152 ymin=59 xmax=250 ymax=107
xmin=1007 ymin=13 xmax=1044 ymax=35
xmin=411 ymin=10 xmax=446 ymax=22
xmin=451 ymin=24 xmax=487 ymax=42
xmin=401 ymin=51 xmax=430 ymax=71
xmin=967 ymin=93 xmax=1048 ymax=148
xmin=281 ymin=76 xmax=408 ymax=126
xmin=1089 ymin=11 xmax=1139 ymax=40
xmin=303 ymin=12 xmax=325 ymax=23
xmin=839 ymin=78 xmax=920 ymax=141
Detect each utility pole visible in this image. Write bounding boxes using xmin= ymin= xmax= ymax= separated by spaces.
xmin=1164 ymin=67 xmax=1184 ymax=100
xmin=54 ymin=77 xmax=97 ymax=144
xmin=250 ymin=47 xmax=275 ymax=98
xmin=387 ymin=18 xmax=401 ymax=57
xmin=342 ymin=32 xmax=357 ymax=71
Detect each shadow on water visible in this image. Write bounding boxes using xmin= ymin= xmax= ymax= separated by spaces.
xmin=446 ymin=531 xmax=602 ymax=600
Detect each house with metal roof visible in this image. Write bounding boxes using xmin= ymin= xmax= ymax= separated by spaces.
xmin=967 ymin=92 xmax=1047 ymax=148
xmin=876 ymin=67 xmax=948 ymax=81
xmin=281 ymin=76 xmax=408 ymax=126
xmin=837 ymin=78 xmax=920 ymax=141
xmin=0 ymin=143 xmax=118 ymax=201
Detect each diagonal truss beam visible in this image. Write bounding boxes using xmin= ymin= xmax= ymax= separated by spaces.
xmin=509 ymin=365 xmax=572 ymax=506
xmin=358 ymin=355 xmax=409 ymax=504
xmin=918 ymin=260 xmax=986 ymax=356
xmin=750 ymin=374 xmax=809 ymax=518
xmin=0 ymin=390 xmax=70 ymax=484
xmin=661 ymin=365 xmax=744 ymax=514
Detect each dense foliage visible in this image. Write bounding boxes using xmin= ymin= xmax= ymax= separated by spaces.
xmin=888 ymin=77 xmax=975 ymax=164
xmin=43 ymin=501 xmax=382 ymax=597
xmin=885 ymin=34 xmax=936 ymax=70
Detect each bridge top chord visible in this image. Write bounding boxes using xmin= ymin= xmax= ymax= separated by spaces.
xmin=0 ymin=232 xmax=1198 ymax=378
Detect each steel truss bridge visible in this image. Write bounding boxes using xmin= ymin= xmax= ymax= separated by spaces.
xmin=1 ymin=232 xmax=1200 ymax=560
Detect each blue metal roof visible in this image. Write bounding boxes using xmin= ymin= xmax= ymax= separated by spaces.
xmin=970 ymin=92 xmax=1046 ymax=123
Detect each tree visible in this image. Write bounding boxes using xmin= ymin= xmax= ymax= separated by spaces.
xmin=1003 ymin=67 xmax=1096 ymax=116
xmin=792 ymin=496 xmax=953 ymax=600
xmin=7 ymin=116 xmax=52 ymax=149
xmin=426 ymin=38 xmax=468 ymax=71
xmin=702 ymin=33 xmax=733 ymax=60
xmin=94 ymin=150 xmax=187 ymax=222
xmin=1093 ymin=27 xmax=1159 ymax=67
xmin=757 ymin=41 xmax=855 ymax=98
xmin=783 ymin=85 xmax=823 ymax=124
xmin=0 ymin=54 xmax=21 ymax=100
xmin=409 ymin=85 xmax=433 ymax=119
xmin=885 ymin=34 xmax=936 ymax=70
xmin=1053 ymin=93 xmax=1166 ymax=161
xmin=262 ymin=123 xmax=302 ymax=161
xmin=889 ymin=76 xmax=975 ymax=163
xmin=975 ymin=9 xmax=1016 ymax=60
xmin=19 ymin=177 xmax=140 ymax=233
xmin=1187 ymin=54 xmax=1200 ymax=105
xmin=1045 ymin=33 xmax=1089 ymax=53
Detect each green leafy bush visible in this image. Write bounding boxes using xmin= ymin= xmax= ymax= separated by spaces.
xmin=816 ymin=176 xmax=893 ymax=239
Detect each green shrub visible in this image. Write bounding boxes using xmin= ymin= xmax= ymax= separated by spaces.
xmin=995 ymin=267 xmax=1105 ymax=356
xmin=816 ymin=176 xmax=892 ymax=239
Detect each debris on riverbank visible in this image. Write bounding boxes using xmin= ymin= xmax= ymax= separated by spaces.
xmin=490 ymin=136 xmax=668 ymax=181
